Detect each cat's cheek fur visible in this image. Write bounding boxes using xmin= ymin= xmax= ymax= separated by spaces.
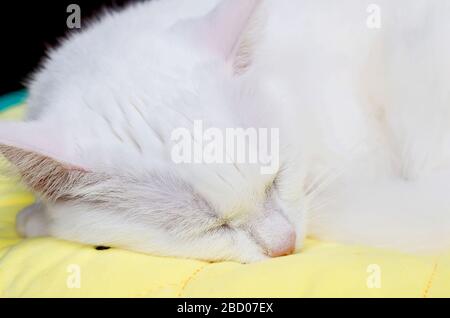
xmin=22 ymin=201 xmax=268 ymax=263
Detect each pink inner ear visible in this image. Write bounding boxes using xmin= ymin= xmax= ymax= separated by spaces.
xmin=204 ymin=0 xmax=261 ymax=60
xmin=173 ymin=0 xmax=261 ymax=61
xmin=0 ymin=121 xmax=86 ymax=171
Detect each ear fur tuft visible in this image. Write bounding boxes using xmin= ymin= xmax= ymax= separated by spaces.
xmin=0 ymin=145 xmax=88 ymax=201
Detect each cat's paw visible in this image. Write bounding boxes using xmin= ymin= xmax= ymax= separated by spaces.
xmin=16 ymin=203 xmax=49 ymax=238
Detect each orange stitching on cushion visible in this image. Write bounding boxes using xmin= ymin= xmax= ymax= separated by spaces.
xmin=422 ymin=259 xmax=439 ymax=298
xmin=177 ymin=264 xmax=209 ymax=297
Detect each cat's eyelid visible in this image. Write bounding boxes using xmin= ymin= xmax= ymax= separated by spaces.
xmin=204 ymin=223 xmax=232 ymax=236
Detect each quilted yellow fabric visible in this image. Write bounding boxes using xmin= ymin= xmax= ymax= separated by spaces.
xmin=1 ymin=103 xmax=449 ymax=298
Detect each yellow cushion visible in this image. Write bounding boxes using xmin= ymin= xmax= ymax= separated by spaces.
xmin=1 ymin=103 xmax=449 ymax=298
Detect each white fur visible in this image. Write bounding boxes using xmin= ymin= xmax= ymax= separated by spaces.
xmin=1 ymin=0 xmax=450 ymax=262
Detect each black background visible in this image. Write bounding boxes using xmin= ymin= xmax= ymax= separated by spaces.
xmin=0 ymin=0 xmax=137 ymax=95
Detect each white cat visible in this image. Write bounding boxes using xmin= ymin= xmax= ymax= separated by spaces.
xmin=1 ymin=0 xmax=450 ymax=263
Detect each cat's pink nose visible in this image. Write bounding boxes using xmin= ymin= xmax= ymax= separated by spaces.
xmin=267 ymin=230 xmax=296 ymax=257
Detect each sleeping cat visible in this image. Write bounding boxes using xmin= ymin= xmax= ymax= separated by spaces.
xmin=1 ymin=0 xmax=450 ymax=263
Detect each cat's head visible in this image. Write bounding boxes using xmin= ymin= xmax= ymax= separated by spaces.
xmin=0 ymin=0 xmax=300 ymax=263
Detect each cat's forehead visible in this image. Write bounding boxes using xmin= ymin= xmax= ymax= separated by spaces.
xmin=174 ymin=162 xmax=275 ymax=218
xmin=48 ymin=104 xmax=275 ymax=202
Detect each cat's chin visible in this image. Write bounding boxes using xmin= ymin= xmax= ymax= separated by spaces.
xmin=179 ymin=248 xmax=270 ymax=264
xmin=232 ymin=253 xmax=271 ymax=264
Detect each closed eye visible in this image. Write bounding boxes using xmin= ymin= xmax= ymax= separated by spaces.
xmin=206 ymin=221 xmax=233 ymax=235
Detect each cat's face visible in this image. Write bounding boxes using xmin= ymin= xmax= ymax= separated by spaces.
xmin=56 ymin=172 xmax=297 ymax=263
xmin=0 ymin=0 xmax=299 ymax=263
xmin=0 ymin=129 xmax=297 ymax=263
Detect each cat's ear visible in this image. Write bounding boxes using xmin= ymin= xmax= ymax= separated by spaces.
xmin=0 ymin=121 xmax=88 ymax=200
xmin=173 ymin=0 xmax=265 ymax=74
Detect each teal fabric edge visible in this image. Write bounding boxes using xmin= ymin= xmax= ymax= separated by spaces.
xmin=0 ymin=90 xmax=28 ymax=113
